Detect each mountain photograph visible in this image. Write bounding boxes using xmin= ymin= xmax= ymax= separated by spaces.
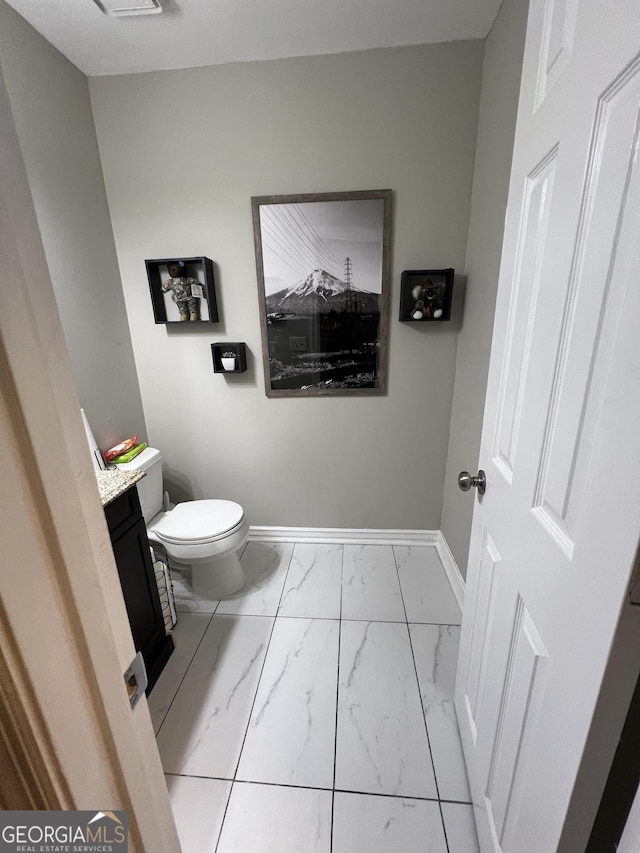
xmin=266 ymin=269 xmax=380 ymax=316
xmin=264 ymin=265 xmax=382 ymax=391
xmin=254 ymin=194 xmax=389 ymax=394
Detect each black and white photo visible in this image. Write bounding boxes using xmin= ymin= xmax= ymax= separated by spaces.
xmin=252 ymin=190 xmax=391 ymax=397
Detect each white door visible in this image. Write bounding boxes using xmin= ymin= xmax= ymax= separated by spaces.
xmin=0 ymin=53 xmax=180 ymax=849
xmin=455 ymin=1 xmax=640 ymax=850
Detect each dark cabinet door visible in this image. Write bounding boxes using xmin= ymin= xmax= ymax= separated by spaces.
xmin=111 ymin=518 xmax=166 ymax=662
xmin=106 ymin=488 xmax=173 ymax=692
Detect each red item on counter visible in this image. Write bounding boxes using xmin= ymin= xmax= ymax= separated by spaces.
xmin=103 ymin=435 xmax=138 ymax=463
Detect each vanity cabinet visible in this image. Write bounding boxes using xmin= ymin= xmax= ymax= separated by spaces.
xmin=105 ymin=485 xmax=173 ymax=693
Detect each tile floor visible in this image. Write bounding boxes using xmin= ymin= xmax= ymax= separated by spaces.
xmin=149 ymin=540 xmax=480 ymax=853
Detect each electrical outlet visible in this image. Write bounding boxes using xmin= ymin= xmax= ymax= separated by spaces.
xmin=289 ymin=336 xmax=308 ymax=352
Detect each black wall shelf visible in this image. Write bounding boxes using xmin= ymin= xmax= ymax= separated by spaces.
xmin=399 ymin=268 xmax=454 ymax=322
xmin=211 ymin=342 xmax=247 ymax=374
xmin=146 ymin=256 xmax=219 ymax=324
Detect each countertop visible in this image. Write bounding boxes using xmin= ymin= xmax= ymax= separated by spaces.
xmin=95 ymin=468 xmax=145 ymax=507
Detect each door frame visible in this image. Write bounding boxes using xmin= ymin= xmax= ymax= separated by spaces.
xmin=560 ymin=578 xmax=640 ymax=851
xmin=584 ymin=633 xmax=640 ymax=851
xmin=0 ymin=53 xmax=180 ymax=851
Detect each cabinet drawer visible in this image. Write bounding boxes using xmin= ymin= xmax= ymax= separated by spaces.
xmin=105 ymin=485 xmax=140 ymax=536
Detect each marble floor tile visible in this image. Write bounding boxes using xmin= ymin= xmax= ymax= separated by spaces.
xmin=278 ymin=543 xmax=342 ymax=618
xmin=216 ymin=543 xmax=294 ymax=616
xmin=216 ymin=782 xmax=332 ymax=853
xmin=147 ymin=612 xmax=211 ymax=733
xmin=394 ymin=546 xmax=461 ymax=624
xmin=165 ymin=774 xmax=231 ymax=853
xmin=341 ymin=545 xmax=406 ymax=621
xmin=409 ymin=624 xmax=470 ymax=801
xmin=156 ymin=614 xmax=273 ymax=778
xmin=332 ymin=792 xmax=448 ymax=853
xmin=237 ymin=617 xmax=339 ymax=788
xmin=171 ymin=573 xmax=219 ymax=614
xmin=335 ymin=620 xmax=437 ymax=798
xmin=441 ymin=802 xmax=481 ymax=853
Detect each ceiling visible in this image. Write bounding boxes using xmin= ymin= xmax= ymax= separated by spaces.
xmin=4 ymin=0 xmax=502 ymax=77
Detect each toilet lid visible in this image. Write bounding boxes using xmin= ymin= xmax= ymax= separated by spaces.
xmin=153 ymin=500 xmax=244 ymax=545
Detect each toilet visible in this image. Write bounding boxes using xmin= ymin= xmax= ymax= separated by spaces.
xmin=116 ymin=447 xmax=248 ymax=598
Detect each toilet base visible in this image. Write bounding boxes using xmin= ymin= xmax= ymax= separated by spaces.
xmin=191 ymin=552 xmax=246 ymax=599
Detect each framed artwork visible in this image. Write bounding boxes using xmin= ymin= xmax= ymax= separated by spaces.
xmin=251 ymin=189 xmax=392 ymax=397
xmin=398 ymin=268 xmax=454 ymax=322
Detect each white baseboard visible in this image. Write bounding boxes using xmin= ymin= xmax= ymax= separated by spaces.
xmin=247 ymin=526 xmax=465 ymax=608
xmin=248 ymin=526 xmax=439 ymax=547
xmin=435 ymin=531 xmax=466 ymax=610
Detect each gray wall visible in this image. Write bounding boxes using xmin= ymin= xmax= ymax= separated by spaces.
xmin=0 ymin=0 xmax=147 ymax=450
xmin=90 ymin=43 xmax=484 ymax=529
xmin=440 ymin=0 xmax=528 ymax=575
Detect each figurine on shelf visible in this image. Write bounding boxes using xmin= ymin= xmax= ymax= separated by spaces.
xmin=161 ymin=261 xmax=202 ymax=321
xmin=410 ymin=279 xmax=445 ymax=320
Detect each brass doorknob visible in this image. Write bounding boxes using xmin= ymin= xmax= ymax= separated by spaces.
xmin=458 ymin=470 xmax=486 ymax=496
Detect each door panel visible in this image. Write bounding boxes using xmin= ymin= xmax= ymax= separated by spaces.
xmin=455 ymin=2 xmax=640 ymax=850
xmin=534 ymin=0 xmax=579 ymax=109
xmin=532 ymin=57 xmax=640 ymax=554
xmin=485 ymin=600 xmax=548 ymax=848
xmin=492 ymin=147 xmax=557 ymax=484
xmin=462 ymin=527 xmax=501 ymax=745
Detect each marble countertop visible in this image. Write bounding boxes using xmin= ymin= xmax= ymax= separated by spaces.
xmin=95 ymin=468 xmax=145 ymax=507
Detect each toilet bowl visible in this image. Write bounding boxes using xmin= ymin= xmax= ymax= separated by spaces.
xmin=147 ymin=500 xmax=249 ymax=598
xmin=115 ymin=448 xmax=248 ymax=598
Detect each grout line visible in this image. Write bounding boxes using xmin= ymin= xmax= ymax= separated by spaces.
xmin=165 ymin=771 xmax=234 ymax=782
xmin=333 ymin=787 xmax=441 ymax=802
xmin=229 ymin=544 xmax=297 ymax=782
xmin=214 ymin=545 xmax=297 ymax=853
xmin=172 ymin=609 xmax=461 ymax=627
xmin=274 ymin=541 xmax=295 ymax=618
xmin=330 ymin=544 xmax=345 ymax=853
xmin=275 ymin=546 xmax=296 ymax=609
xmin=153 ymin=607 xmax=218 ymax=737
xmin=231 ymin=778 xmax=333 ymax=793
xmin=392 ymin=546 xmax=450 ymax=851
xmin=166 ymin=769 xmax=451 ymax=803
xmin=213 ymin=780 xmax=234 ymax=853
xmin=438 ymin=797 xmax=474 ymax=805
xmin=438 ymin=799 xmax=452 ymax=853
xmin=173 ymin=611 xmax=421 ymax=623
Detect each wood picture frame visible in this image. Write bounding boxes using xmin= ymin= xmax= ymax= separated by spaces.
xmin=251 ymin=189 xmax=392 ymax=397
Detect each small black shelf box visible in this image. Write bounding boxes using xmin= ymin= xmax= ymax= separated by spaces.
xmin=146 ymin=256 xmax=219 ymax=324
xmin=211 ymin=342 xmax=247 ymax=374
xmin=399 ymin=268 xmax=454 ymax=322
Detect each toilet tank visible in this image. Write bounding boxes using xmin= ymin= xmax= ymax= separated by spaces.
xmin=115 ymin=447 xmax=163 ymax=524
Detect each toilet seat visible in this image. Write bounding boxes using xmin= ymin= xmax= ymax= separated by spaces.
xmin=153 ymin=499 xmax=245 ymax=546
